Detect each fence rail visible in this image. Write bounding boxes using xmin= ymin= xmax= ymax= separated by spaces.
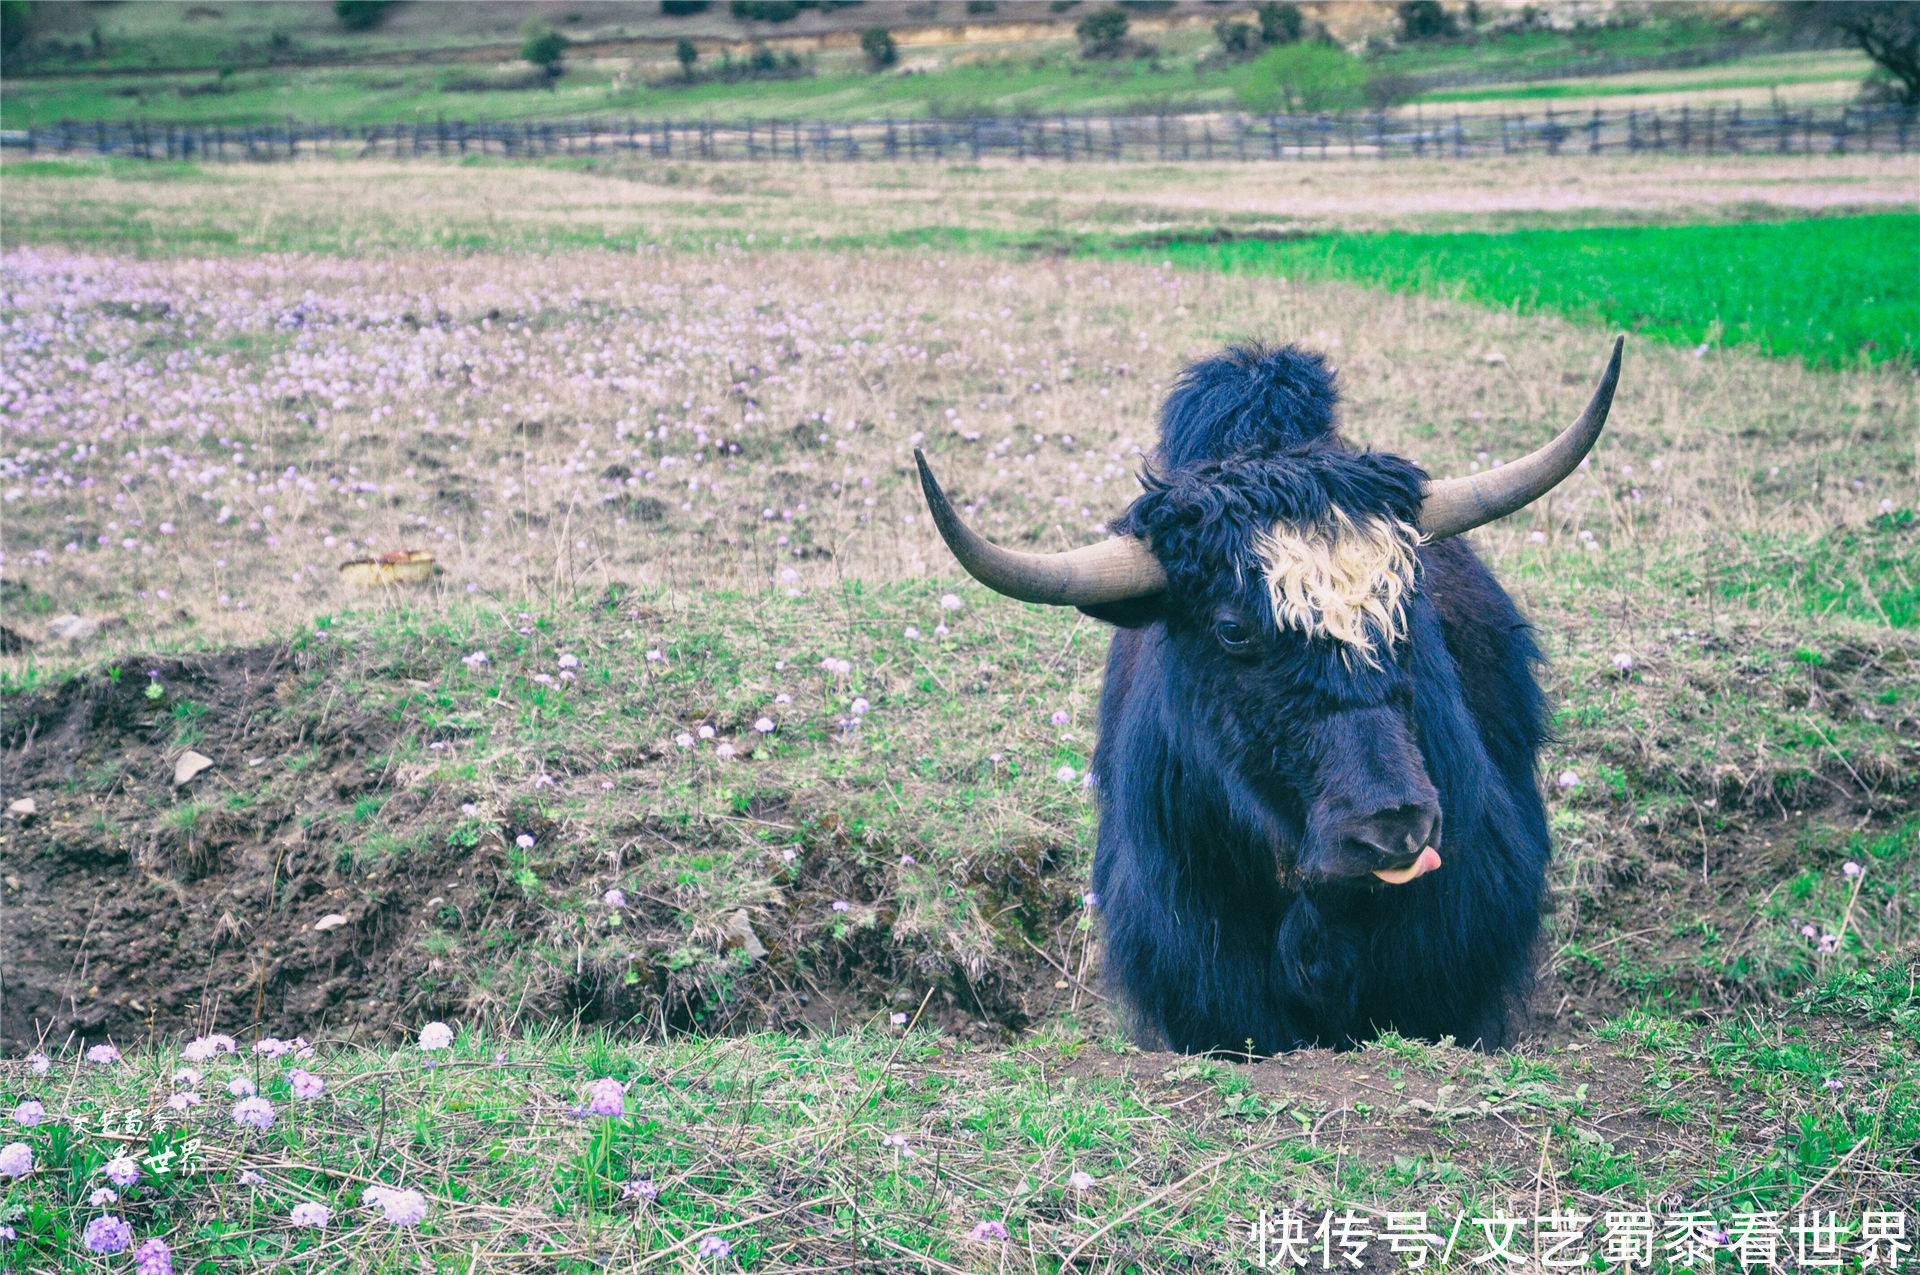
xmin=3 ymin=104 xmax=1913 ymax=164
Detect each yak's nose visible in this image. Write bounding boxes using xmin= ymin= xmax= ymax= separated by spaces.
xmin=1341 ymin=802 xmax=1442 ymax=880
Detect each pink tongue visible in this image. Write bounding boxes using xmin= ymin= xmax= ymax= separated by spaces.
xmin=1372 ymin=846 xmax=1442 ymax=885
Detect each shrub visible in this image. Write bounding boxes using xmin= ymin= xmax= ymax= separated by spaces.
xmin=732 ymin=0 xmax=801 ymax=20
xmin=520 ymin=18 xmax=568 ymax=77
xmin=1257 ymin=1 xmax=1303 ymax=45
xmin=675 ymin=37 xmax=699 ymax=76
xmin=661 ymin=0 xmax=710 ymax=12
xmin=334 ymin=0 xmax=397 ymax=30
xmin=861 ymin=27 xmax=897 ymax=70
xmin=1075 ymin=6 xmax=1128 ymax=55
xmin=1214 ymin=19 xmax=1257 ymax=56
xmin=1237 ymin=41 xmax=1367 ymax=114
xmin=1397 ymin=0 xmax=1456 ymax=41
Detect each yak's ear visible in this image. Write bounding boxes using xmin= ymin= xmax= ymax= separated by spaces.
xmin=1077 ymin=595 xmax=1167 ymax=628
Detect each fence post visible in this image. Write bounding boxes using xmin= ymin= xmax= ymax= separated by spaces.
xmin=1588 ymin=107 xmax=1602 ymax=154
xmin=1374 ymin=111 xmax=1386 ymax=160
xmin=1705 ymin=106 xmax=1715 ymax=155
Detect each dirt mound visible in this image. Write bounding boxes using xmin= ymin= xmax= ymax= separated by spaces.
xmin=1 ymin=647 xmax=478 ymax=1048
xmin=0 ymin=644 xmax=1089 ymax=1052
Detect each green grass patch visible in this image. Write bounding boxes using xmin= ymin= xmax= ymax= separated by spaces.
xmin=1127 ymin=215 xmax=1920 ymax=368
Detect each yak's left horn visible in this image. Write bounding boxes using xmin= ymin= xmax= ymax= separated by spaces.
xmin=915 ymin=448 xmax=1166 ymax=606
xmin=1420 ymin=336 xmax=1623 ymax=540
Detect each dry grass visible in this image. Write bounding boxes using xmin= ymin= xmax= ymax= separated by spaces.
xmin=2 ymin=153 xmax=1914 ymax=260
xmin=1 ymin=233 xmax=1912 ymax=658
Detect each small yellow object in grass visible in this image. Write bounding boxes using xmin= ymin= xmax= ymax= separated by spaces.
xmin=338 ymin=550 xmax=437 ymax=587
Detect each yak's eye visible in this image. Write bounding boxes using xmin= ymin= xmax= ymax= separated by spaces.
xmin=1214 ymin=616 xmax=1253 ymax=653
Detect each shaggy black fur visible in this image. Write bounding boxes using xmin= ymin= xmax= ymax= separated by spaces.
xmin=1084 ymin=343 xmax=1550 ymax=1054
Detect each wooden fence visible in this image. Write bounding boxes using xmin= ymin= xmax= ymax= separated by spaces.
xmin=4 ymin=103 xmax=1912 ymax=164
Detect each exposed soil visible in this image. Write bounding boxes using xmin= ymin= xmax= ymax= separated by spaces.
xmin=0 ymin=642 xmax=1090 ymax=1052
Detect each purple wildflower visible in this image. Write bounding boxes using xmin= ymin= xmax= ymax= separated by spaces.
xmin=104 ymin=1155 xmax=140 ymax=1187
xmin=228 ymin=1075 xmax=255 ymax=1097
xmin=83 ymin=1216 xmax=132 ymax=1255
xmin=0 ymin=1142 xmax=32 ymax=1176
xmin=183 ymin=1033 xmax=237 ymax=1062
xmin=232 ymin=1097 xmax=276 ymax=1130
xmin=586 ymin=1077 xmax=625 ymax=1118
xmin=290 ymin=1202 xmax=331 ymax=1228
xmin=11 ymin=1100 xmax=45 ymax=1126
xmin=418 ymin=1021 xmax=454 ymax=1051
xmin=86 ymin=1044 xmax=121 ymax=1065
xmin=621 ymin=1178 xmax=659 ymax=1202
xmin=288 ymin=1069 xmax=325 ymax=1099
xmin=970 ymin=1219 xmax=1010 ymax=1241
xmin=378 ymin=1189 xmax=428 ymax=1226
xmin=133 ymin=1238 xmax=173 ymax=1275
xmin=697 ymin=1235 xmax=732 ymax=1259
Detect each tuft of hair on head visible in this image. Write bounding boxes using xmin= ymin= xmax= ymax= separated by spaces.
xmin=1155 ymin=343 xmax=1339 ymax=470
xmin=1254 ymin=509 xmax=1422 ymax=665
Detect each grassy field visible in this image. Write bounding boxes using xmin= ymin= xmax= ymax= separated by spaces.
xmin=1135 ymin=216 xmax=1920 ymax=368
xmin=1 ymin=156 xmax=1917 ymax=1268
xmin=0 ymin=1 xmax=1875 ymax=128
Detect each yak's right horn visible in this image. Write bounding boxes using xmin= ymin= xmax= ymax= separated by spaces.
xmin=915 ymin=449 xmax=1166 ymax=606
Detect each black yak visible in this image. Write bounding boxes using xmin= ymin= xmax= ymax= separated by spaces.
xmin=914 ymin=337 xmax=1622 ymax=1054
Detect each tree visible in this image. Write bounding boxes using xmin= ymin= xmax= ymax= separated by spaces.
xmin=1257 ymin=1 xmax=1302 ymax=46
xmin=861 ymin=26 xmax=897 ymax=70
xmin=334 ymin=0 xmax=398 ymax=31
xmin=520 ymin=18 xmax=568 ymax=78
xmin=1 ymin=0 xmax=32 ymax=57
xmin=1786 ymin=2 xmax=1919 ymax=107
xmin=1075 ymin=6 xmax=1128 ymax=56
xmin=661 ymin=1 xmax=711 ymax=13
xmin=676 ymin=37 xmax=699 ymax=78
xmin=1396 ymin=0 xmax=1455 ymax=41
xmin=1237 ymin=41 xmax=1367 ymax=114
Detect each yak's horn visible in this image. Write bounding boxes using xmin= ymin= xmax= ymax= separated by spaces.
xmin=1420 ymin=336 xmax=1623 ymax=540
xmin=915 ymin=448 xmax=1166 ymax=606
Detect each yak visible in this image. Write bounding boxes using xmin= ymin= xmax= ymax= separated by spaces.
xmin=913 ymin=336 xmax=1622 ymax=1055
